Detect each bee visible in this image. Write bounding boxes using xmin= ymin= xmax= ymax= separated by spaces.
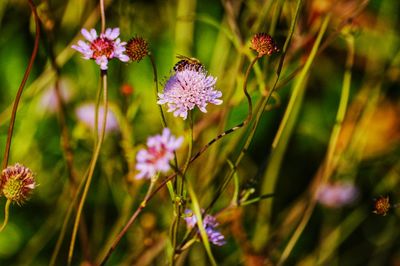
xmin=173 ymin=55 xmax=203 ymax=72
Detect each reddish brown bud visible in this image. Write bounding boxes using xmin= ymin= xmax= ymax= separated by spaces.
xmin=250 ymin=33 xmax=279 ymax=57
xmin=373 ymin=196 xmax=391 ymax=216
xmin=126 ymin=36 xmax=149 ymax=62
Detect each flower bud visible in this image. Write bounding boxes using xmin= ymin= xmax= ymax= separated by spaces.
xmin=126 ymin=37 xmax=149 ymax=62
xmin=1 ymin=163 xmax=36 ymax=205
xmin=250 ymin=33 xmax=279 ymax=57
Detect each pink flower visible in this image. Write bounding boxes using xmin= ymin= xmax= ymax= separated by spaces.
xmin=72 ymin=28 xmax=129 ymax=70
xmin=75 ymin=103 xmax=119 ymax=133
xmin=157 ymin=66 xmax=222 ymax=120
xmin=316 ymin=182 xmax=359 ymax=208
xmin=135 ymin=128 xmax=183 ymax=179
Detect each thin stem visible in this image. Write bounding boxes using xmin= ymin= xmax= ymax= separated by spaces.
xmin=171 ymin=112 xmax=193 ymax=264
xmin=68 ymin=73 xmax=109 ymax=265
xmin=50 ymin=169 xmax=89 ymax=266
xmin=2 ymin=0 xmax=40 ymax=170
xmin=99 ymin=179 xmax=157 ymax=265
xmin=277 ymin=15 xmax=332 ymax=266
xmin=0 ymin=199 xmax=11 ymax=232
xmin=148 ymin=53 xmax=167 ymax=128
xmin=188 ymin=55 xmax=258 ymax=164
xmin=100 ymin=0 xmax=106 ymax=33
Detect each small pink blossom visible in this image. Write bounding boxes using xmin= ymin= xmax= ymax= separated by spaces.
xmin=157 ymin=66 xmax=222 ymax=120
xmin=135 ymin=128 xmax=183 ymax=179
xmin=316 ymin=182 xmax=359 ymax=208
xmin=72 ymin=28 xmax=129 ymax=70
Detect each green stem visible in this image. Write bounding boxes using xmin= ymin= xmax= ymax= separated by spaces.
xmin=171 ymin=112 xmax=193 ymax=264
xmin=2 ymin=0 xmax=40 ymax=170
xmin=277 ymin=15 xmax=332 ymax=266
xmin=0 ymin=199 xmax=11 ymax=232
xmin=68 ymin=73 xmax=109 ymax=265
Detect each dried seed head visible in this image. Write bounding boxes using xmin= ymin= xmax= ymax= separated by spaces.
xmin=126 ymin=37 xmax=149 ymax=62
xmin=1 ymin=163 xmax=36 ymax=205
xmin=373 ymin=196 xmax=391 ymax=216
xmin=250 ymin=33 xmax=280 ymax=57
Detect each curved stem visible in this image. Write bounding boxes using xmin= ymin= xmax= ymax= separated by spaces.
xmin=2 ymin=0 xmax=40 ymax=170
xmin=188 ymin=55 xmax=258 ymax=164
xmin=0 ymin=199 xmax=11 ymax=232
xmin=68 ymin=73 xmax=108 ymax=265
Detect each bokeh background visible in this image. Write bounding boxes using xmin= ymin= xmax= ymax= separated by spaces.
xmin=0 ymin=0 xmax=399 ymax=265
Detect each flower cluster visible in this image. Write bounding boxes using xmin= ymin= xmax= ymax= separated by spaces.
xmin=1 ymin=163 xmax=36 ymax=205
xmin=72 ymin=28 xmax=129 ymax=70
xmin=135 ymin=128 xmax=183 ymax=179
xmin=250 ymin=33 xmax=279 ymax=57
xmin=184 ymin=209 xmax=226 ymax=246
xmin=157 ymin=66 xmax=222 ymax=120
xmin=125 ymin=37 xmax=149 ymax=62
xmin=316 ymin=182 xmax=358 ymax=208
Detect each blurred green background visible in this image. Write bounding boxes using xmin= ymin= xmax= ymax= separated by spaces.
xmin=0 ymin=0 xmax=399 ymax=265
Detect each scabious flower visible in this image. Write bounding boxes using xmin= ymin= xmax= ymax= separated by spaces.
xmin=72 ymin=27 xmax=129 ymax=70
xmin=184 ymin=209 xmax=226 ymax=246
xmin=75 ymin=103 xmax=119 ymax=133
xmin=316 ymin=182 xmax=359 ymax=208
xmin=1 ymin=163 xmax=36 ymax=205
xmin=250 ymin=33 xmax=279 ymax=57
xmin=135 ymin=128 xmax=183 ymax=179
xmin=125 ymin=36 xmax=149 ymax=62
xmin=157 ymin=66 xmax=222 ymax=120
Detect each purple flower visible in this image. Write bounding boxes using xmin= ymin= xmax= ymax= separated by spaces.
xmin=316 ymin=182 xmax=359 ymax=208
xmin=157 ymin=66 xmax=223 ymax=120
xmin=135 ymin=128 xmax=183 ymax=179
xmin=72 ymin=28 xmax=129 ymax=70
xmin=75 ymin=103 xmax=119 ymax=133
xmin=184 ymin=209 xmax=226 ymax=246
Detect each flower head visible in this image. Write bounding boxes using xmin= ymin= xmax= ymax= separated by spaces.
xmin=75 ymin=103 xmax=119 ymax=133
xmin=72 ymin=28 xmax=129 ymax=70
xmin=135 ymin=128 xmax=183 ymax=179
xmin=373 ymin=195 xmax=391 ymax=216
xmin=250 ymin=33 xmax=279 ymax=57
xmin=1 ymin=163 xmax=36 ymax=205
xmin=184 ymin=209 xmax=226 ymax=246
xmin=316 ymin=182 xmax=358 ymax=208
xmin=126 ymin=37 xmax=149 ymax=62
xmin=157 ymin=66 xmax=222 ymax=120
